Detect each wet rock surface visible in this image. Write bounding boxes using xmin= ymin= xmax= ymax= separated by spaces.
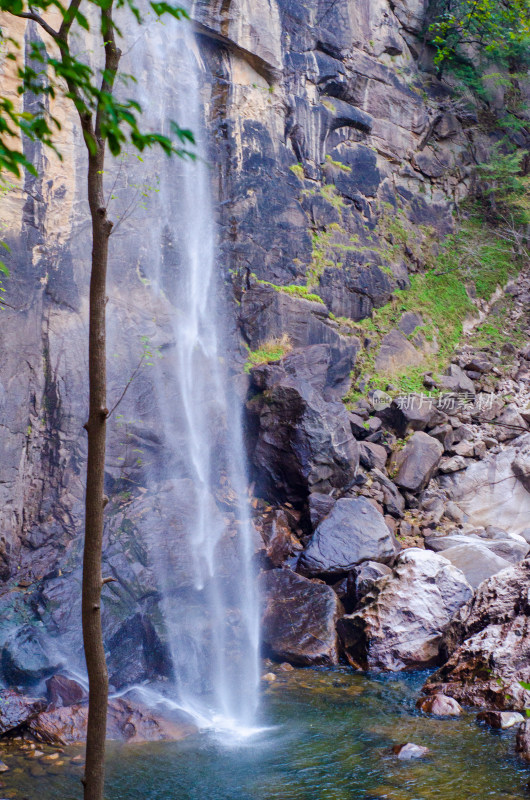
xmin=259 ymin=569 xmax=342 ymax=666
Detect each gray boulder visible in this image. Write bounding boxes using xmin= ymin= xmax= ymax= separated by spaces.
xmin=425 ymin=532 xmax=529 ymax=567
xmin=440 ymin=435 xmax=530 ymax=536
xmin=337 ymin=548 xmax=472 ymax=671
xmin=390 ymin=432 xmax=443 ymax=493
xmin=439 ymin=364 xmax=476 ymax=395
xmin=259 ymin=569 xmax=341 ymax=666
xmin=439 ymin=544 xmax=512 ymax=588
xmin=298 ymin=497 xmax=398 ymax=576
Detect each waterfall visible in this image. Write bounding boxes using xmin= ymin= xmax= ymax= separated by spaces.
xmin=119 ymin=13 xmax=260 ymax=732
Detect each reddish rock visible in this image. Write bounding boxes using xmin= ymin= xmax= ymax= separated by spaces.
xmin=258 ymin=509 xmax=303 ymax=567
xmin=46 ymin=675 xmax=86 ymax=708
xmin=423 ymin=559 xmax=530 ymax=710
xmin=27 ymin=698 xmax=196 ymax=745
xmin=417 ymin=694 xmax=462 ymax=716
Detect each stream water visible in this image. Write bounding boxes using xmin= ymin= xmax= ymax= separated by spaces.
xmin=3 ymin=669 xmax=529 ymax=799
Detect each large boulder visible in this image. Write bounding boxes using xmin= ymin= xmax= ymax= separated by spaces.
xmin=389 ymin=432 xmax=443 ymax=493
xmin=259 ymin=569 xmax=342 ymax=666
xmin=248 ymin=357 xmax=359 ymax=505
xmin=298 ymin=497 xmax=398 ymax=576
xmin=440 ymin=435 xmax=530 ymax=535
xmin=432 ymin=544 xmax=513 ymax=588
xmin=1 ymin=625 xmax=64 ymax=688
xmin=423 ymin=559 xmax=530 ymax=710
xmin=0 ymin=689 xmax=46 ymax=735
xmin=337 ymin=548 xmax=473 ymax=670
xmin=28 ymin=696 xmax=197 ymax=745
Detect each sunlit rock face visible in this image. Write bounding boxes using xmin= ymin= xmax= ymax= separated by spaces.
xmin=0 ymin=0 xmax=511 ymax=688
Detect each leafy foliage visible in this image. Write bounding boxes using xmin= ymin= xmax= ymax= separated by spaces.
xmin=428 ymin=0 xmax=530 ymax=71
xmin=0 ymin=0 xmax=195 ymax=177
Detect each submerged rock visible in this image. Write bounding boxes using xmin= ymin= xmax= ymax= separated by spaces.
xmin=423 ymin=559 xmax=530 ymax=710
xmin=392 ymin=742 xmax=429 ymax=759
xmin=259 ymin=569 xmax=342 ymax=666
xmin=417 ymin=694 xmax=462 ymax=717
xmin=477 ymin=711 xmax=524 ymax=729
xmin=298 ymin=497 xmax=398 ymax=577
xmin=337 ymin=549 xmax=472 ymax=671
xmin=28 ymin=697 xmax=196 ymax=745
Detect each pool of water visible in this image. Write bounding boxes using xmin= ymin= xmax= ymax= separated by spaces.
xmin=2 ymin=668 xmax=529 ymax=800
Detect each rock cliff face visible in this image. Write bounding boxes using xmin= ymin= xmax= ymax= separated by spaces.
xmin=0 ymin=0 xmax=525 ymax=688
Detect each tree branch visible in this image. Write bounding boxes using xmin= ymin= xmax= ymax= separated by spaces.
xmin=13 ymin=11 xmax=59 ymax=40
xmin=58 ymin=0 xmax=83 ymax=42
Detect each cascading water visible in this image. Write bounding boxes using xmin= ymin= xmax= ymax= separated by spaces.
xmin=119 ymin=13 xmax=260 ymax=732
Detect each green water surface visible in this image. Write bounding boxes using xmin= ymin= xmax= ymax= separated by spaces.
xmin=2 ymin=669 xmax=528 ymax=800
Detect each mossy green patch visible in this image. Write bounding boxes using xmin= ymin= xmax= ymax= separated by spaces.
xmin=245 ymin=336 xmax=292 ymax=372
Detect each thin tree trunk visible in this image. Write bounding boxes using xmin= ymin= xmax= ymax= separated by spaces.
xmin=82 ymin=143 xmax=112 ymax=800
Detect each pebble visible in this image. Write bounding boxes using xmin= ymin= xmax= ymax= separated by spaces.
xmin=262 ymin=673 xmax=276 ymax=682
xmin=40 ymin=752 xmax=60 ymax=762
xmin=0 ymin=764 xmax=8 ymax=774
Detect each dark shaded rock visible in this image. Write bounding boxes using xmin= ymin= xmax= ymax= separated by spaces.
xmin=2 ymin=626 xmax=63 ymax=688
xmin=241 ymin=287 xmax=358 ymax=401
xmin=371 ymin=467 xmax=406 ymax=518
xmin=390 ymin=432 xmax=443 ymax=493
xmin=0 ymin=689 xmax=46 ymax=734
xmin=259 ymin=569 xmax=341 ymax=666
xmin=516 ymin=721 xmax=530 ymax=761
xmin=359 ymin=441 xmax=388 ymax=471
xmin=398 ymin=311 xmax=424 ymax=336
xmin=351 ymin=560 xmax=391 ymax=602
xmin=46 ymin=675 xmax=86 ymax=709
xmin=349 ymin=412 xmax=370 ymax=439
xmin=477 ymin=710 xmax=524 ymax=729
xmin=337 ymin=548 xmax=472 ymax=671
xmin=429 ymin=423 xmax=454 ymax=451
xmin=308 ymin=493 xmax=336 ymax=531
xmin=298 ymin=497 xmax=397 ymax=576
xmin=417 ymin=694 xmax=462 ymax=716
xmin=423 ymin=559 xmax=530 ymax=710
xmin=317 ymin=263 xmax=393 ymax=321
xmin=28 ymin=696 xmax=197 ymax=745
xmin=249 ymin=360 xmax=359 ymax=505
